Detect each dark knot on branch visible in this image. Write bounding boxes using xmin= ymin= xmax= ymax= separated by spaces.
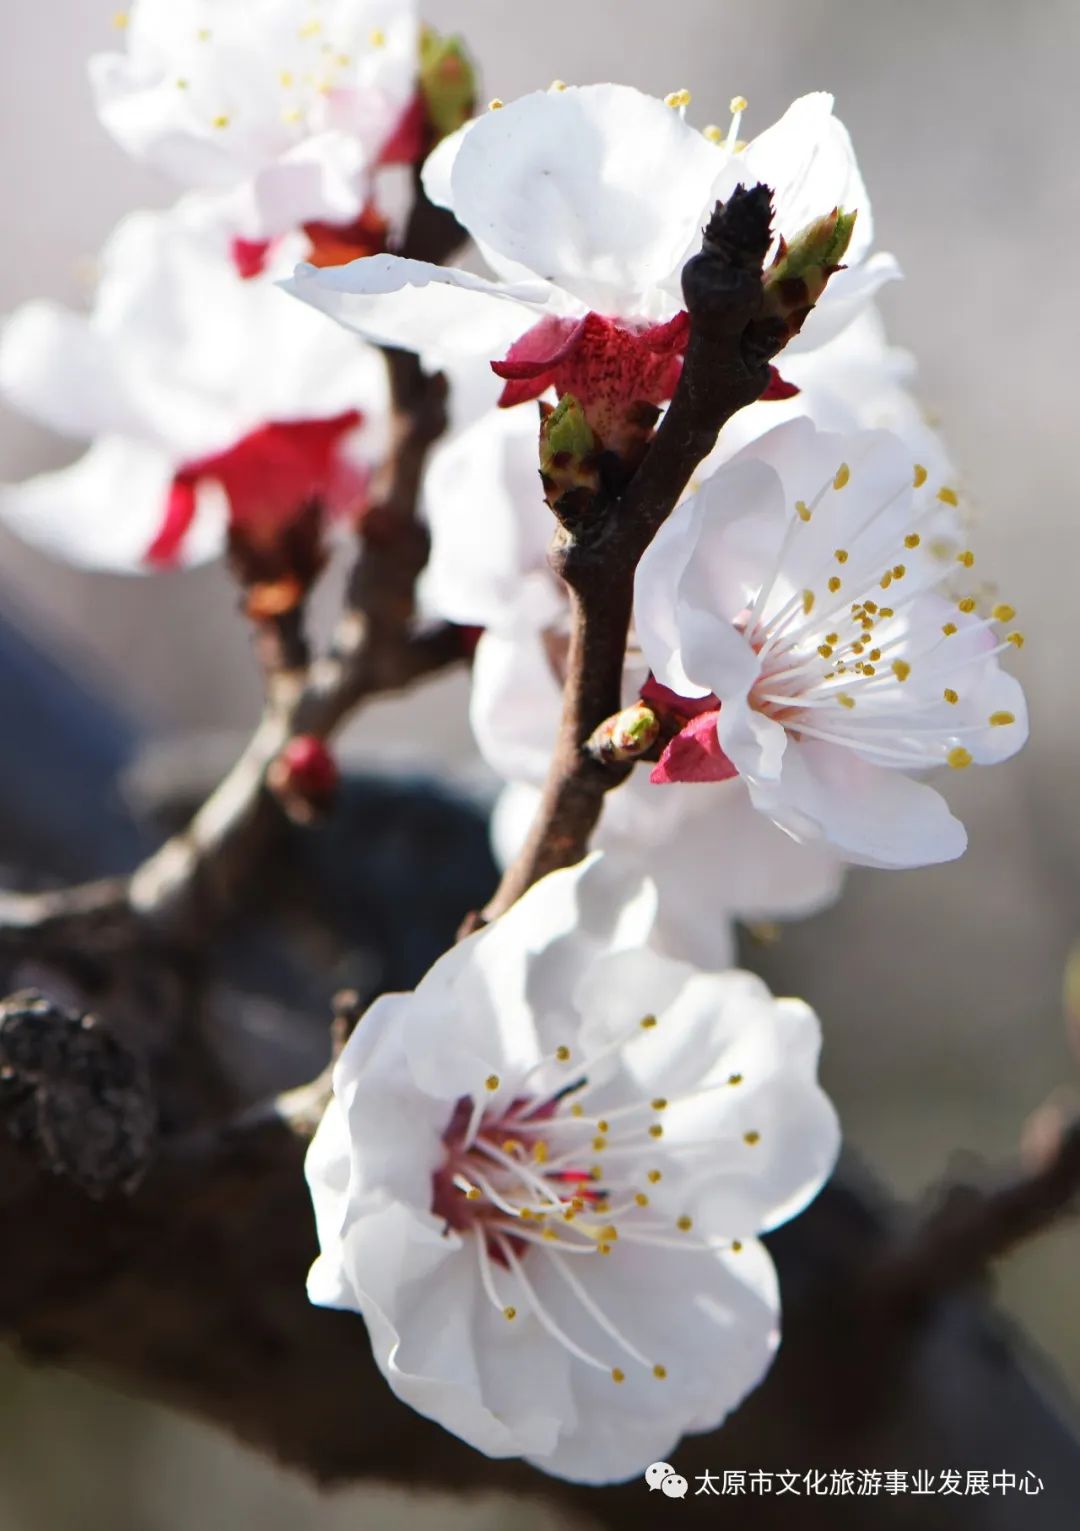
xmin=0 ymin=989 xmax=157 ymax=1197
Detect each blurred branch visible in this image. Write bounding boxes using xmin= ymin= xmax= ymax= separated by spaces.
xmin=0 ymin=184 xmax=466 ymax=955
xmin=867 ymin=1119 xmax=1080 ymax=1317
xmin=481 ymin=187 xmax=783 ymax=923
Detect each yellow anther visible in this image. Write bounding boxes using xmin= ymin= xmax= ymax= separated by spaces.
xmin=913 ymin=463 xmax=928 ymax=488
xmin=942 ymin=622 xmax=958 ymax=636
xmin=653 ymin=1364 xmax=668 ymax=1380
xmin=112 ymin=11 xmax=129 ymax=30
xmin=519 ymin=1207 xmax=534 ymax=1221
xmin=869 ymin=648 xmax=882 ymax=662
xmin=485 ymin=1074 xmax=500 ymax=1092
xmin=651 ymin=1098 xmax=668 ymax=1111
xmin=299 ymin=19 xmax=322 ymax=39
xmin=197 ymin=28 xmax=211 ymax=42
xmin=647 ymin=1169 xmax=662 ymax=1183
xmin=369 ymin=27 xmax=386 ymax=46
xmin=744 ymin=1130 xmax=761 ymax=1146
xmin=837 ymin=694 xmax=856 ymax=710
xmin=990 ymin=711 xmax=1016 ymax=727
xmin=943 ymin=688 xmax=959 ymax=705
xmin=555 ymin=1045 xmax=571 ymax=1062
xmin=677 ymin=1215 xmax=693 ymax=1232
xmin=835 ymin=548 xmax=849 ymax=564
xmin=488 ymin=97 xmax=505 ymax=110
xmin=664 ymin=89 xmax=692 ymax=108
xmin=635 ymin=1193 xmax=650 ymax=1207
xmin=956 ymin=550 xmax=975 ymax=568
xmin=948 ymin=747 xmax=973 ymax=769
xmin=731 ymin=1239 xmax=743 ymax=1252
xmin=828 ymin=576 xmax=842 ymax=594
xmin=892 ymin=563 xmax=906 ymax=580
xmin=612 ymin=1368 xmax=626 ymax=1383
xmin=703 ymin=123 xmax=724 ymax=143
xmin=993 ymin=604 xmax=1016 ymax=623
xmin=597 ymin=1120 xmax=610 ymax=1134
xmin=958 ymin=597 xmax=977 ymax=614
xmin=730 ymin=94 xmax=749 ymax=113
xmin=640 ymin=1014 xmax=657 ymax=1029
xmin=176 ymin=78 xmax=189 ymax=91
xmin=833 ymin=462 xmax=851 ymax=490
xmin=796 ymin=499 xmax=812 ymax=523
xmin=336 ymin=53 xmax=352 ymax=67
xmin=501 ymin=1139 xmax=522 ymax=1155
xmin=212 ymin=114 xmax=230 ymax=129
xmin=802 ymin=589 xmax=816 ymax=615
xmin=466 ymin=1187 xmax=481 ymax=1201
xmin=600 ymin=1225 xmax=618 ymax=1242
xmin=571 ymin=1103 xmax=584 ymax=1118
xmin=864 ymin=601 xmax=878 ymax=615
xmin=826 ymin=632 xmax=840 ymax=645
xmin=280 ymin=69 xmax=295 ymax=87
xmin=938 ymin=485 xmax=959 ymax=506
xmin=503 ymin=1306 xmax=517 ymax=1320
xmin=541 ymin=1226 xmax=558 ymax=1241
xmin=571 ymin=1196 xmax=586 ymax=1212
xmin=862 ymin=663 xmax=877 ymax=676
xmin=728 ymin=1073 xmax=743 ymax=1085
xmin=599 ymin=1243 xmax=612 ymax=1255
xmin=1007 ymin=631 xmax=1025 ymax=648
xmin=818 ymin=644 xmax=834 ymax=659
xmin=905 ymin=533 xmax=922 ymax=549
xmin=879 ymin=607 xmax=895 ymax=618
xmin=549 ymin=79 xmax=568 ymax=92
xmin=892 ymin=659 xmax=911 ymax=682
xmin=649 ymin=1124 xmax=664 ymax=1139
xmin=282 ymin=108 xmax=302 ymax=124
xmin=880 ymin=571 xmax=893 ymax=589
xmin=533 ymin=1141 xmax=549 ymax=1164
xmin=592 ymin=1137 xmax=607 ymax=1152
xmin=590 ymin=1165 xmax=603 ymax=1180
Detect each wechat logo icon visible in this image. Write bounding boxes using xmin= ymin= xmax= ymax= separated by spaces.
xmin=644 ymin=1461 xmax=688 ymax=1498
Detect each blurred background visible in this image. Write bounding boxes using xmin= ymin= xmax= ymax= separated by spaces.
xmin=2 ymin=0 xmax=1078 ymax=1525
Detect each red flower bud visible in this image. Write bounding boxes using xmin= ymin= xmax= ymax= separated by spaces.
xmin=268 ymin=735 xmax=340 ymax=820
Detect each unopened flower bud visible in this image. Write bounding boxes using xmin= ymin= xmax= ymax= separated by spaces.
xmin=419 ymin=28 xmax=477 ymax=140
xmin=587 ymin=702 xmax=661 ymax=764
xmin=268 ymin=735 xmax=339 ymax=822
xmin=762 ymin=206 xmax=857 ymax=345
xmin=539 ymin=395 xmax=601 ymax=513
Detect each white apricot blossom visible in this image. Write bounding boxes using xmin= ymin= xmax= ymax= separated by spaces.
xmin=0 ymin=198 xmax=389 ymax=571
xmin=634 ymin=418 xmax=1028 ymax=867
xmin=93 ymin=0 xmax=420 ymax=242
xmin=285 ymin=85 xmax=898 ymax=418
xmin=306 ymin=855 xmax=839 ymax=1483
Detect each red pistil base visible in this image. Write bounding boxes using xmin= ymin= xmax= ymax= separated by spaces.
xmin=492 ymin=310 xmax=690 ymax=453
xmin=147 ymin=411 xmax=364 ymax=568
xmin=640 ymin=677 xmax=737 ymax=786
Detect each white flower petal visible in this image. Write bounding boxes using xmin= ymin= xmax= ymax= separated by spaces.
xmin=445 ymin=85 xmax=721 ymax=315
xmin=0 ymin=437 xmax=224 ymax=572
xmin=753 ymin=738 xmax=968 ymax=868
xmin=283 ymin=254 xmax=548 ymax=366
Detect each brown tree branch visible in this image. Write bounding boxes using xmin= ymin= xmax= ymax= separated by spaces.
xmin=865 ymin=1119 xmax=1080 ymax=1318
xmin=481 ymin=187 xmax=783 ymax=922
